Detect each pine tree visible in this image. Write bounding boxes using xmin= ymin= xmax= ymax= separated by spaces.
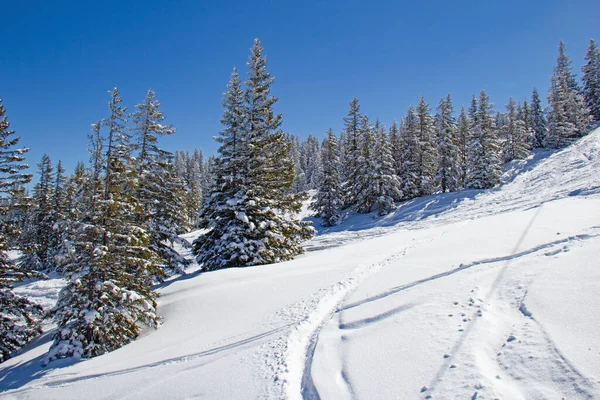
xmin=531 ymin=88 xmax=547 ymax=148
xmin=311 ymin=129 xmax=343 ymax=226
xmin=501 ymin=97 xmax=532 ymax=162
xmin=582 ymin=39 xmax=600 ymax=121
xmin=456 ymin=107 xmax=471 ymax=189
xmin=0 ymin=99 xmax=42 ymax=363
xmin=371 ymin=122 xmax=402 ymax=215
xmin=547 ymin=41 xmax=591 ymax=148
xmin=416 ymin=96 xmax=437 ymax=196
xmin=389 ymin=120 xmax=402 ymax=172
xmin=341 ymin=97 xmax=362 ymax=208
xmin=21 ymin=154 xmax=55 ymax=271
xmin=48 ymin=88 xmax=160 ymax=361
xmin=398 ymin=106 xmax=420 ymax=200
xmin=131 ymin=89 xmax=189 ymax=276
xmin=194 ymin=39 xmax=313 ymax=270
xmin=435 ymin=94 xmax=459 ymax=193
xmin=466 ymin=90 xmax=502 ymax=189
xmin=353 ymin=116 xmax=378 ymax=213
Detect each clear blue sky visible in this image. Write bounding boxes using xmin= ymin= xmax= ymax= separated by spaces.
xmin=1 ymin=0 xmax=598 ymax=176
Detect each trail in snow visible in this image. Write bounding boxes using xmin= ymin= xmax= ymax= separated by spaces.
xmin=273 ymin=234 xmax=442 ymax=400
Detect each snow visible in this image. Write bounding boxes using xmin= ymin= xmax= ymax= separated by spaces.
xmin=1 ymin=129 xmax=600 ymax=399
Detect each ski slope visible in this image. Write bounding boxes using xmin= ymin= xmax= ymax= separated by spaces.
xmin=1 ymin=128 xmax=600 ymax=399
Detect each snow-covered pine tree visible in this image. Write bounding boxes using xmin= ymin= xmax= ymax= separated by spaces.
xmin=195 ymin=40 xmax=313 ymax=270
xmin=398 ymin=106 xmax=420 ymax=200
xmin=341 ymin=97 xmax=362 ymax=208
xmin=371 ymin=122 xmax=402 ymax=215
xmin=389 ymin=120 xmax=402 ymax=172
xmin=50 ymin=160 xmax=73 ymax=272
xmin=435 ymin=94 xmax=459 ymax=193
xmin=582 ymin=39 xmax=600 ymax=121
xmin=173 ymin=149 xmax=203 ymax=227
xmin=0 ymin=99 xmax=42 ymax=363
xmin=289 ymin=134 xmax=306 ymax=193
xmin=20 ymin=154 xmax=55 ymax=271
xmin=48 ymin=88 xmax=160 ymax=361
xmin=302 ymin=135 xmax=322 ymax=190
xmin=456 ymin=106 xmax=471 ymax=190
xmin=242 ymin=40 xmax=313 ymax=261
xmin=352 ymin=115 xmax=378 ymax=213
xmin=531 ymin=88 xmax=547 ymax=148
xmin=311 ymin=129 xmax=343 ymax=226
xmin=131 ymin=88 xmax=190 ymax=276
xmin=547 ymin=41 xmax=591 ymax=148
xmin=466 ymin=90 xmax=502 ymax=189
xmin=521 ymin=100 xmax=535 ymax=148
xmin=416 ymin=96 xmax=437 ymax=196
xmin=501 ymin=97 xmax=531 ymax=162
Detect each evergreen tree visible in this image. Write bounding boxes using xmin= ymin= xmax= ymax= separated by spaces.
xmin=456 ymin=107 xmax=471 ymax=189
xmin=416 ymin=96 xmax=437 ymax=196
xmin=466 ymin=90 xmax=502 ymax=189
xmin=531 ymin=88 xmax=547 ymax=148
xmin=353 ymin=116 xmax=378 ymax=213
xmin=131 ymin=89 xmax=189 ymax=275
xmin=21 ymin=154 xmax=55 ymax=271
xmin=371 ymin=122 xmax=402 ymax=215
xmin=311 ymin=129 xmax=343 ymax=226
xmin=0 ymin=99 xmax=42 ymax=363
xmin=389 ymin=120 xmax=402 ymax=172
xmin=501 ymin=97 xmax=531 ymax=162
xmin=48 ymin=88 xmax=160 ymax=361
xmin=194 ymin=39 xmax=313 ymax=271
xmin=582 ymin=39 xmax=600 ymax=121
xmin=341 ymin=97 xmax=362 ymax=208
xmin=547 ymin=41 xmax=591 ymax=148
xmin=398 ymin=106 xmax=420 ymax=200
xmin=435 ymin=94 xmax=459 ymax=193
xmin=302 ymin=135 xmax=322 ymax=190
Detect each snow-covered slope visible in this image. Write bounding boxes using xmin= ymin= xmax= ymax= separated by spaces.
xmin=2 ymin=129 xmax=600 ymax=399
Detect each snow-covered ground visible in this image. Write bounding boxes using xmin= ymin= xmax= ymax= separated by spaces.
xmin=1 ymin=129 xmax=600 ymax=399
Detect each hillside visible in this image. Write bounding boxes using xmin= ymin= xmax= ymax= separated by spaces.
xmin=1 ymin=128 xmax=600 ymax=399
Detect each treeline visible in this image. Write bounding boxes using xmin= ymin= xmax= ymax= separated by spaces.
xmin=0 ymin=38 xmax=598 ymax=364
xmin=309 ymin=40 xmax=598 ymax=225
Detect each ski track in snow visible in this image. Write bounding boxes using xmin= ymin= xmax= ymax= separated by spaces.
xmin=264 ymin=230 xmax=448 ymax=400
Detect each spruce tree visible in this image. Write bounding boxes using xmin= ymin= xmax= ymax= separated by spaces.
xmin=48 ymin=88 xmax=160 ymax=361
xmin=416 ymin=96 xmax=437 ymax=196
xmin=341 ymin=97 xmax=362 ymax=208
xmin=398 ymin=106 xmax=420 ymax=200
xmin=311 ymin=129 xmax=343 ymax=226
xmin=194 ymin=39 xmax=313 ymax=270
xmin=353 ymin=116 xmax=378 ymax=213
xmin=371 ymin=122 xmax=402 ymax=215
xmin=389 ymin=120 xmax=402 ymax=172
xmin=547 ymin=41 xmax=591 ymax=148
xmin=21 ymin=155 xmax=55 ymax=271
xmin=435 ymin=94 xmax=459 ymax=193
xmin=466 ymin=90 xmax=502 ymax=189
xmin=582 ymin=39 xmax=600 ymax=121
xmin=456 ymin=107 xmax=471 ymax=190
xmin=131 ymin=89 xmax=189 ymax=276
xmin=531 ymin=88 xmax=547 ymax=148
xmin=0 ymin=99 xmax=42 ymax=363
xmin=501 ymin=97 xmax=531 ymax=162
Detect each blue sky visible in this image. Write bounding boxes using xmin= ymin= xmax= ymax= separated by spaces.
xmin=1 ymin=0 xmax=598 ymax=176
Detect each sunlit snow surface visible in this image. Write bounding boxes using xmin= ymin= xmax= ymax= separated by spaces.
xmin=2 ymin=129 xmax=600 ymax=399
